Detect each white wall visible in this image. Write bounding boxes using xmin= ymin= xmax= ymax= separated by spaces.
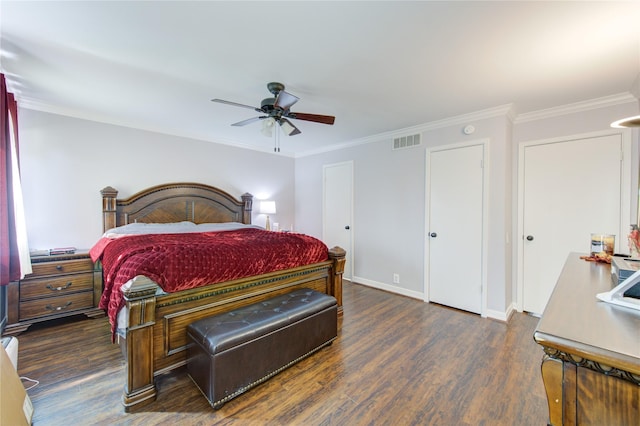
xmin=295 ymin=138 xmax=427 ymax=298
xmin=295 ymin=99 xmax=640 ymax=319
xmin=17 ymin=98 xmax=640 ymax=320
xmin=295 ymin=113 xmax=514 ymax=315
xmin=19 ymin=109 xmax=295 ymax=250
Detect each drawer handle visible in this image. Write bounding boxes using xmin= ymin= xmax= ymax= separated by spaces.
xmin=45 ymin=301 xmax=73 ymax=312
xmin=46 ymin=282 xmax=73 ymax=291
xmin=56 ymin=265 xmax=63 ymax=271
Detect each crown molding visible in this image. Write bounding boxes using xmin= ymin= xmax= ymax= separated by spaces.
xmin=297 ymin=93 xmax=638 ymax=157
xmin=17 ymin=97 xmax=295 ymax=157
xmin=18 ymin=92 xmax=636 ymax=159
xmin=296 ymin=104 xmax=515 ymax=158
xmin=417 ymin=103 xmax=516 ymax=131
xmin=513 ymin=93 xmax=638 ymax=124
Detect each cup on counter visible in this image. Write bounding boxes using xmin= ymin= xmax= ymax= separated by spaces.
xmin=591 ymin=234 xmax=615 ymax=256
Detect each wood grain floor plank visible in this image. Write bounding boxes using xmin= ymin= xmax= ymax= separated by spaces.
xmin=15 ymin=282 xmax=547 ymax=425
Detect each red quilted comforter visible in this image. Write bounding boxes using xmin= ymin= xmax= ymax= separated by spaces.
xmin=90 ymin=228 xmax=328 ymax=335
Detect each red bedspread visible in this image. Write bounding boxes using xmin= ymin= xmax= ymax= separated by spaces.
xmin=90 ymin=228 xmax=328 ymax=335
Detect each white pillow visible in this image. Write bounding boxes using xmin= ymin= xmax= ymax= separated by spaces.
xmin=103 ymin=221 xmax=259 ymax=238
xmin=103 ymin=221 xmax=196 ymax=237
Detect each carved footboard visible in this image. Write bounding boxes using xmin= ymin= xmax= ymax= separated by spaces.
xmin=120 ymin=247 xmax=345 ymax=411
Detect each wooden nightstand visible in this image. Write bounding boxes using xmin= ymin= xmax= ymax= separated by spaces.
xmin=4 ymin=251 xmax=104 ymax=335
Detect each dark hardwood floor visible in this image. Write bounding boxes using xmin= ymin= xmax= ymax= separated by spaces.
xmin=15 ymin=282 xmax=548 ymax=425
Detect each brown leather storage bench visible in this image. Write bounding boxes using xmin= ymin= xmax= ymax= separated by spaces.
xmin=186 ymin=288 xmax=337 ymax=409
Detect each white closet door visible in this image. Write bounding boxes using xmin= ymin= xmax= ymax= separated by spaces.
xmin=522 ymin=134 xmax=623 ymax=315
xmin=427 ymin=143 xmax=484 ymax=314
xmin=323 ymin=161 xmax=353 ymax=280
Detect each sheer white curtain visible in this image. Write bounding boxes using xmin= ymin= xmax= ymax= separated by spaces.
xmin=1 ymin=74 xmax=31 ymax=287
xmin=7 ymin=106 xmax=31 ymax=277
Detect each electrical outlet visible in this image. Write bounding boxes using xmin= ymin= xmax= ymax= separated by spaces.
xmin=393 ymin=273 xmax=400 ymax=284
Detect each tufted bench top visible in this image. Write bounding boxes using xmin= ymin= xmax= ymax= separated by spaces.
xmin=188 ymin=288 xmax=337 ymax=354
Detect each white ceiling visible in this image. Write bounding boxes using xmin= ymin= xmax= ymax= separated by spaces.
xmin=1 ymin=1 xmax=639 ymax=156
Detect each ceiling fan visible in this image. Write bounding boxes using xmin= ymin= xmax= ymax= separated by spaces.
xmin=211 ymin=82 xmax=335 ymax=137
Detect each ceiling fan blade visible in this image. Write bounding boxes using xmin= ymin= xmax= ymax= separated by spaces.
xmin=274 ymin=91 xmax=299 ymax=110
xmin=290 ymin=112 xmax=335 ymax=125
xmin=231 ymin=116 xmax=266 ymax=127
xmin=212 ymin=99 xmax=262 ymax=113
xmin=279 ymin=118 xmax=302 ymax=136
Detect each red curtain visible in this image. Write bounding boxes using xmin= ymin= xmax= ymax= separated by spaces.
xmin=0 ymin=73 xmax=21 ymax=285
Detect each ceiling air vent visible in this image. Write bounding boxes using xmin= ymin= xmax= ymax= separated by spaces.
xmin=393 ymin=133 xmax=421 ymax=150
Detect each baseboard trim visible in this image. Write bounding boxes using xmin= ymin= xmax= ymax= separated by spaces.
xmin=485 ymin=302 xmax=516 ymax=322
xmin=351 ymin=276 xmax=424 ymax=301
xmin=351 ymin=277 xmax=518 ymax=322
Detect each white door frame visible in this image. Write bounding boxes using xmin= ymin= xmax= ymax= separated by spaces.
xmin=322 ymin=160 xmax=354 ymax=280
xmin=424 ymin=139 xmax=490 ymax=317
xmin=516 ymin=129 xmax=633 ymax=312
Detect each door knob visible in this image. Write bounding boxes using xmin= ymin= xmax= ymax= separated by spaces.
xmin=430 ymin=232 xmax=437 ymax=238
xmin=526 ymin=235 xmax=534 ymax=241
xmin=345 ymin=225 xmax=350 ymax=230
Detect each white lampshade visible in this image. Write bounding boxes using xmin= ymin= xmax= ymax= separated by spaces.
xmin=279 ymin=119 xmax=296 ymax=136
xmin=259 ymin=201 xmax=276 ymax=215
xmin=261 ymin=117 xmax=276 ymax=137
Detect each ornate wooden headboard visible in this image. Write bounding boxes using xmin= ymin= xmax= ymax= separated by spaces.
xmin=100 ymin=182 xmax=253 ymax=232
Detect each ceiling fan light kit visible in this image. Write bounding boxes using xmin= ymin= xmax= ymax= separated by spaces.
xmin=279 ymin=118 xmax=300 ymax=136
xmin=211 ymin=82 xmax=336 ymax=140
xmin=261 ymin=117 xmax=276 ymax=137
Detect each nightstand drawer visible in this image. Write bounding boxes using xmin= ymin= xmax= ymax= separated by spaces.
xmin=28 ymin=258 xmax=94 ymax=277
xmin=19 ymin=292 xmax=94 ymax=321
xmin=19 ymin=273 xmax=94 ymax=301
xmin=4 ymin=251 xmax=105 ymax=336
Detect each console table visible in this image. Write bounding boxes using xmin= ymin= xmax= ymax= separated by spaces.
xmin=534 ymin=253 xmax=640 ymax=425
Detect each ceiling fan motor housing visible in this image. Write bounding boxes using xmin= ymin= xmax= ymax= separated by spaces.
xmin=267 ymin=82 xmax=285 ymax=95
xmin=261 ymin=97 xmax=276 ymax=111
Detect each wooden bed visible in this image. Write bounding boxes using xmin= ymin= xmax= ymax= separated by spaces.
xmin=97 ymin=182 xmax=345 ymax=411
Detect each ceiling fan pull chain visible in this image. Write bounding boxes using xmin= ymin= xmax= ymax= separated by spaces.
xmin=273 ymin=127 xmax=278 ymax=152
